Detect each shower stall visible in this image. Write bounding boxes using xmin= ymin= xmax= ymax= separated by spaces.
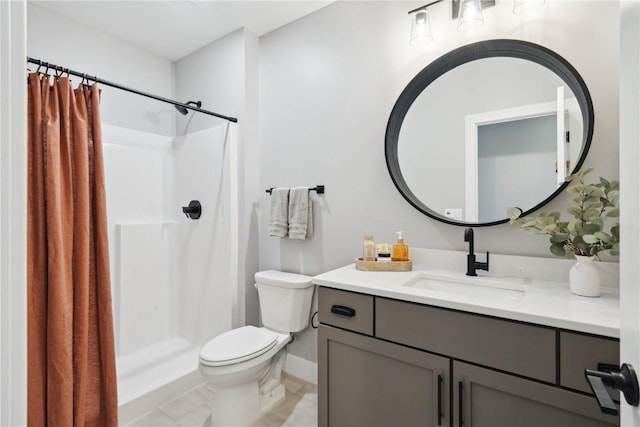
xmin=22 ymin=5 xmax=247 ymax=423
xmin=101 ymin=122 xmax=239 ymax=422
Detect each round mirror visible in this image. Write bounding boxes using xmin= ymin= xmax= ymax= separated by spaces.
xmin=385 ymin=39 xmax=594 ymax=227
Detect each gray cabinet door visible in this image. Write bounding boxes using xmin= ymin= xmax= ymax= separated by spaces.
xmin=318 ymin=325 xmax=450 ymax=427
xmin=453 ymin=361 xmax=619 ymax=427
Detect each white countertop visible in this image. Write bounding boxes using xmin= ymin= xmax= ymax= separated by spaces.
xmin=312 ymin=263 xmax=620 ymax=338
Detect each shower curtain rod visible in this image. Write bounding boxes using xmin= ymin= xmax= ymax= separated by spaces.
xmin=27 ymin=57 xmax=238 ymax=123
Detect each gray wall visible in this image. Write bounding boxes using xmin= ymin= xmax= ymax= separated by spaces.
xmin=27 ymin=3 xmax=176 ymax=136
xmin=477 ymin=115 xmax=557 ymax=222
xmin=258 ymin=0 xmax=619 ymax=362
xmin=27 ymin=0 xmax=620 ymax=368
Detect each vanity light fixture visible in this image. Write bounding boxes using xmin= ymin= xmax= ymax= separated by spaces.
xmin=408 ymin=0 xmax=442 ymax=46
xmin=408 ymin=0 xmax=542 ymax=45
xmin=456 ymin=0 xmax=486 ymax=31
xmin=513 ymin=0 xmax=545 ymax=14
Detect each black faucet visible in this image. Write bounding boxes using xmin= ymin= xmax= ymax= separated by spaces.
xmin=464 ymin=228 xmax=489 ymax=276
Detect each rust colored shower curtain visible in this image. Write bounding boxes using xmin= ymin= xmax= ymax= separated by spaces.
xmin=27 ymin=73 xmax=118 ymax=426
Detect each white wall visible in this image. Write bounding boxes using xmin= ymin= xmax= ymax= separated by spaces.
xmin=27 ymin=3 xmax=176 ymax=136
xmin=259 ymin=1 xmax=619 ymax=362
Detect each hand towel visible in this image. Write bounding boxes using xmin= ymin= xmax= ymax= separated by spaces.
xmin=288 ymin=187 xmax=313 ymax=239
xmin=268 ymin=188 xmax=289 ymax=238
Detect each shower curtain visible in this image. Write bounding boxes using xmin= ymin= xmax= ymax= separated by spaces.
xmin=27 ymin=73 xmax=118 ymax=426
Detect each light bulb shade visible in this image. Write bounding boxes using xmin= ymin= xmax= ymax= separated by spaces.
xmin=513 ymin=0 xmax=545 ymax=14
xmin=457 ymin=0 xmax=484 ymax=32
xmin=409 ymin=9 xmax=433 ymax=46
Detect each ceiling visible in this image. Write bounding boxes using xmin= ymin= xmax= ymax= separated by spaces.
xmin=32 ymin=0 xmax=335 ymax=61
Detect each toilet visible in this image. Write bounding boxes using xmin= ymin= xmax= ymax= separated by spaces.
xmin=199 ymin=270 xmax=315 ymax=426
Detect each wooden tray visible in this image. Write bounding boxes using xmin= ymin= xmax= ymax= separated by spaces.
xmin=355 ymin=258 xmax=413 ymax=272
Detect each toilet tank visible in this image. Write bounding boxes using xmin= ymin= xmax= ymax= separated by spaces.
xmin=255 ymin=270 xmax=314 ymax=333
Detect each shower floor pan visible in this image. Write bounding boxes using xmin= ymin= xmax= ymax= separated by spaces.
xmin=117 ymin=337 xmax=204 ymax=424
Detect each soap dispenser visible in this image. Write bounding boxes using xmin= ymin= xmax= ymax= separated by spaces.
xmin=391 ymin=231 xmax=409 ymax=262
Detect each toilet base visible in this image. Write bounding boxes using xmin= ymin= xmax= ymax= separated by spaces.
xmin=260 ymin=382 xmax=286 ymax=416
xmin=206 ymin=381 xmax=286 ymax=427
xmin=204 ymin=350 xmax=288 ymax=426
xmin=208 ymin=380 xmax=259 ymax=426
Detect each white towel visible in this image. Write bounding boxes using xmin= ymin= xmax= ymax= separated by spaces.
xmin=268 ymin=188 xmax=289 ymax=238
xmin=288 ymin=187 xmax=313 ymax=239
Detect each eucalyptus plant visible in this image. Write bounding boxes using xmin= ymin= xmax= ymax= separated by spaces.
xmin=507 ymin=168 xmax=619 ymax=258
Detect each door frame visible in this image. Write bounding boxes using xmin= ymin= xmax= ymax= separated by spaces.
xmin=619 ymin=1 xmax=640 ymax=425
xmin=0 ymin=0 xmax=27 ymax=425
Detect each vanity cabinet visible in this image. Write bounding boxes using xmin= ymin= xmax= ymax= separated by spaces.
xmin=318 ymin=287 xmax=619 ymax=427
xmin=318 ymin=287 xmax=450 ymax=426
xmin=318 ymin=325 xmax=449 ymax=427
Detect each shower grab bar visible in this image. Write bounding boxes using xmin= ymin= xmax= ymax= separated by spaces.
xmin=266 ymin=185 xmax=325 ymax=195
xmin=27 ymin=57 xmax=238 ymax=123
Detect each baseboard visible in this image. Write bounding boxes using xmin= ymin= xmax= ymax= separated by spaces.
xmin=284 ymin=353 xmax=317 ymax=384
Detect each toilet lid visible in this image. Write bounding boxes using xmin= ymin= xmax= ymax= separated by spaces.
xmin=199 ymin=326 xmax=279 ymax=367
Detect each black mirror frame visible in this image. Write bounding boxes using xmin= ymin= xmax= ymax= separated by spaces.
xmin=385 ymin=39 xmax=594 ymax=227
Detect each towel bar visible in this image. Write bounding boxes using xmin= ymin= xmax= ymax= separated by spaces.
xmin=266 ymin=185 xmax=325 ymax=195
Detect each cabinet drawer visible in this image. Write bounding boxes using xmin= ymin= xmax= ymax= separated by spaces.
xmin=318 ymin=287 xmax=374 ymax=335
xmin=560 ymin=331 xmax=619 ymax=396
xmin=376 ymin=297 xmax=556 ymax=383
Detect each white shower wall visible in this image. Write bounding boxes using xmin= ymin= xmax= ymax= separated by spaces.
xmin=102 ymin=124 xmax=236 ymax=411
xmin=172 ymin=125 xmax=236 ymax=346
xmin=102 ymin=125 xmax=174 ymax=356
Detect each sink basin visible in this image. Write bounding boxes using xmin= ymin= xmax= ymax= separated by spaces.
xmin=402 ymin=271 xmax=526 ymax=300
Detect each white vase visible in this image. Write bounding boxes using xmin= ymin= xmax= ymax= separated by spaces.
xmin=569 ymin=255 xmax=601 ymax=297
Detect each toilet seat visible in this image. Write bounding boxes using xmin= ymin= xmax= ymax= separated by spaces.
xmin=199 ymin=326 xmax=279 ymax=367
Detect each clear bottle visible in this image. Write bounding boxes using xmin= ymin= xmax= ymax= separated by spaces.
xmin=391 ymin=231 xmax=409 ymax=262
xmin=363 ymin=235 xmax=376 ymax=261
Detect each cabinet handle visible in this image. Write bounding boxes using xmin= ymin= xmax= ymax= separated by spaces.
xmin=437 ymin=374 xmax=443 ymax=426
xmin=458 ymin=381 xmax=464 ymax=427
xmin=330 ymin=305 xmax=356 ymax=317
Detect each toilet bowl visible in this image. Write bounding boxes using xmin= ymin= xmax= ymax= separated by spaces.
xmin=198 ymin=270 xmax=314 ymax=426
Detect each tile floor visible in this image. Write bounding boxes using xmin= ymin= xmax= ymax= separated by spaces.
xmin=124 ymin=373 xmax=317 ymax=427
